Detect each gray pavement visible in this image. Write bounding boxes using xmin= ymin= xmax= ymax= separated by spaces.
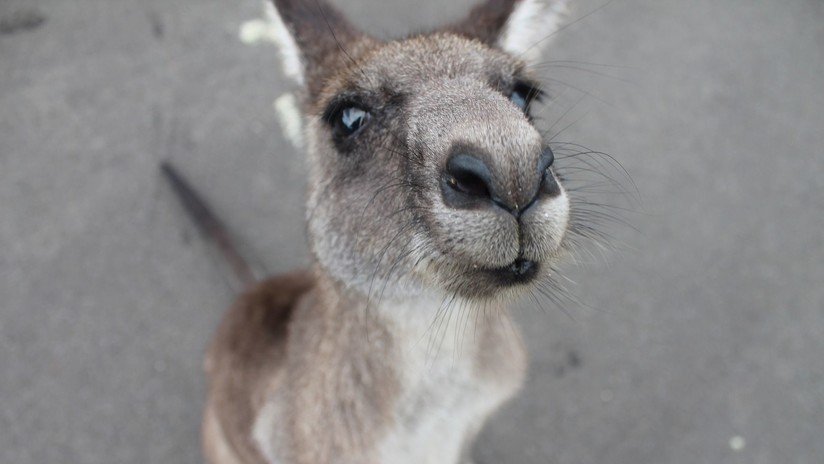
xmin=1 ymin=0 xmax=823 ymax=463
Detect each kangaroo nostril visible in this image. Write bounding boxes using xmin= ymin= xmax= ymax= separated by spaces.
xmin=447 ymin=169 xmax=491 ymax=198
xmin=538 ymin=147 xmax=554 ymax=172
xmin=538 ymin=147 xmax=561 ymax=198
xmin=445 ymin=153 xmax=493 ymax=200
xmin=541 ymin=170 xmax=561 ymax=197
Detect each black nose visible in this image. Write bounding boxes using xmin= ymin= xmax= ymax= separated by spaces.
xmin=442 ymin=148 xmax=560 ymax=214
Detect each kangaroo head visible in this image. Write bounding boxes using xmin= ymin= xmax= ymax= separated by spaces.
xmin=269 ymin=0 xmax=572 ymax=299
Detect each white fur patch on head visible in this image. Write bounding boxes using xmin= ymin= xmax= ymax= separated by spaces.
xmin=498 ymin=0 xmax=570 ymax=63
xmin=252 ymin=398 xmax=287 ymax=463
xmin=274 ymin=92 xmax=304 ymax=148
xmin=239 ymin=18 xmax=272 ymax=45
xmin=263 ymin=1 xmax=305 ymax=85
xmin=239 ymin=2 xmax=305 ymax=85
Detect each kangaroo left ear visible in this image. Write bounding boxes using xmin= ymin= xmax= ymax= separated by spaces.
xmin=265 ymin=0 xmax=365 ymax=93
xmin=450 ymin=0 xmax=570 ymax=64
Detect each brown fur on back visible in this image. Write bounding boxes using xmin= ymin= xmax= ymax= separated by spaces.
xmin=203 ymin=268 xmax=526 ymax=464
xmin=204 ymin=271 xmax=314 ymax=463
xmin=204 ymin=271 xmax=403 ymax=464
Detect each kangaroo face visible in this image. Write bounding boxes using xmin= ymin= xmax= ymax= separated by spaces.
xmin=272 ymin=0 xmax=572 ymax=299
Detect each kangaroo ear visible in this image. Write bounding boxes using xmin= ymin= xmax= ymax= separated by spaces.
xmin=266 ymin=0 xmax=362 ymax=90
xmin=451 ymin=0 xmax=570 ymax=63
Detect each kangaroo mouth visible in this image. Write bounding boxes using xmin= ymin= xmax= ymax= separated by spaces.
xmin=482 ymin=258 xmax=540 ymax=287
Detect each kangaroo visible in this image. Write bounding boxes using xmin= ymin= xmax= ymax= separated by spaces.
xmin=177 ymin=1 xmax=576 ymax=462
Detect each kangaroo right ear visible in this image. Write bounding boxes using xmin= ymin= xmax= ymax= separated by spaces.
xmin=265 ymin=0 xmax=363 ymax=90
xmin=450 ymin=0 xmax=570 ymax=64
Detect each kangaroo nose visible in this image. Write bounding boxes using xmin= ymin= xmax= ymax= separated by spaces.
xmin=442 ymin=148 xmax=560 ymax=215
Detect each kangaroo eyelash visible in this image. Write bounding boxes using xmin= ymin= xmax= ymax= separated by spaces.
xmin=321 ymin=97 xmax=370 ymax=126
xmin=512 ymin=81 xmax=545 ymax=104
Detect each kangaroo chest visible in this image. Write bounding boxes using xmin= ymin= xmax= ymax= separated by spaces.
xmin=249 ymin=296 xmax=525 ymax=464
xmin=374 ymin=299 xmax=524 ymax=464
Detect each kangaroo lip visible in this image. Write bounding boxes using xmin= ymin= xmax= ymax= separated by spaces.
xmin=483 ymin=258 xmax=539 ymax=286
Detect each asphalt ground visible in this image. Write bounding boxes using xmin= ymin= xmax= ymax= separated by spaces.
xmin=1 ymin=0 xmax=822 ymax=462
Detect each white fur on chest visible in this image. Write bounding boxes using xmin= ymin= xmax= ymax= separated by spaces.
xmin=375 ymin=297 xmax=519 ymax=464
xmin=251 ymin=296 xmax=522 ymax=464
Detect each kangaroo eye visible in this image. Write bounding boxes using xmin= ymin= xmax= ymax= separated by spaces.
xmin=509 ymin=82 xmax=543 ymax=114
xmin=510 ymin=89 xmax=528 ymax=110
xmin=337 ymin=106 xmax=370 ymax=136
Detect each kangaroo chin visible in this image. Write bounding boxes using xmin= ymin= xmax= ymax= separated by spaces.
xmin=189 ymin=1 xmax=575 ymax=463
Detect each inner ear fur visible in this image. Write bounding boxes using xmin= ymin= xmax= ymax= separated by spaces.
xmin=448 ymin=0 xmax=519 ymax=44
xmin=446 ymin=0 xmax=570 ymax=62
xmin=270 ymin=0 xmax=365 ymax=92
